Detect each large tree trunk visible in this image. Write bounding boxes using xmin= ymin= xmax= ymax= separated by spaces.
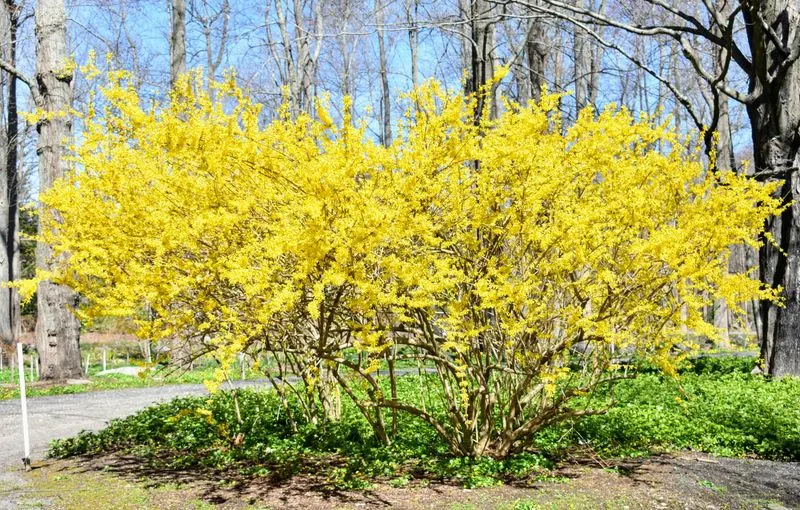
xmin=466 ymin=0 xmax=497 ymax=120
xmin=748 ymin=1 xmax=800 ymax=377
xmin=170 ymin=0 xmax=186 ymax=88
xmin=0 ymin=0 xmax=19 ymax=349
xmin=168 ymin=0 xmax=193 ymax=368
xmin=525 ymin=9 xmax=547 ymax=103
xmin=34 ymin=0 xmax=82 ymax=381
xmin=571 ymin=0 xmax=591 ymax=112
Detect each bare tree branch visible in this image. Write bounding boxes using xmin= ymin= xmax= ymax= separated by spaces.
xmin=0 ymin=57 xmax=39 ymax=104
xmin=510 ymin=0 xmax=753 ymax=74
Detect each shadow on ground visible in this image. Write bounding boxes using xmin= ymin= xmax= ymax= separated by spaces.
xmin=49 ymin=451 xmax=800 ymax=509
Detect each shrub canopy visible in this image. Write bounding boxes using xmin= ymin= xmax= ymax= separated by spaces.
xmin=36 ymin=70 xmax=781 ymax=456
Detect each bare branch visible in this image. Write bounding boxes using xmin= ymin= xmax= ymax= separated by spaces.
xmin=512 ymin=0 xmax=753 ymax=76
xmin=548 ymin=12 xmax=707 ymax=129
xmin=0 ymin=57 xmax=39 ymax=104
xmin=747 ymin=2 xmax=792 ymax=56
xmin=677 ymin=35 xmax=753 ymax=103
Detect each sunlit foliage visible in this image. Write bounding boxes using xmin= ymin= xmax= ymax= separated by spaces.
xmin=34 ymin=69 xmax=781 ymax=456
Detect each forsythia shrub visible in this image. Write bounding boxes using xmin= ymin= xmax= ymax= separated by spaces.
xmin=35 ymin=68 xmax=781 ymax=457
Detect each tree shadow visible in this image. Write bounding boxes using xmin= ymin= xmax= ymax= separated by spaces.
xmin=65 ymin=452 xmax=410 ymax=508
xmin=564 ymin=453 xmax=800 ymax=508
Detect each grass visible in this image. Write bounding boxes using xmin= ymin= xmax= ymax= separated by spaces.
xmin=0 ymin=354 xmax=263 ymax=400
xmin=18 ymin=461 xmax=245 ymax=510
xmin=47 ymin=355 xmax=800 ymax=492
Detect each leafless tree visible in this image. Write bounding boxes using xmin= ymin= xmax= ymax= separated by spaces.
xmin=0 ymin=0 xmax=21 ymax=349
xmin=188 ymin=0 xmax=229 ymax=81
xmin=517 ymin=0 xmax=800 ymax=376
xmin=266 ymin=0 xmax=323 ymax=117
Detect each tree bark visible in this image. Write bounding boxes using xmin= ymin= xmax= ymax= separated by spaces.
xmin=571 ymin=0 xmax=590 ymax=112
xmin=0 ymin=0 xmax=19 ymax=349
xmin=712 ymin=7 xmax=734 ymax=344
xmin=376 ymin=0 xmax=391 ymax=146
xmin=35 ymin=0 xmax=82 ymax=381
xmin=406 ymin=0 xmax=419 ymax=90
xmin=748 ymin=1 xmax=800 ymax=377
xmin=170 ymin=0 xmax=187 ymax=88
xmin=465 ymin=0 xmax=497 ymax=120
xmin=525 ymin=9 xmax=546 ymax=103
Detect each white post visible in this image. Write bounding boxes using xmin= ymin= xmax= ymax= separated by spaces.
xmin=85 ymin=352 xmax=91 ymax=376
xmin=102 ymin=349 xmax=107 ymax=372
xmin=17 ymin=343 xmax=30 ymax=470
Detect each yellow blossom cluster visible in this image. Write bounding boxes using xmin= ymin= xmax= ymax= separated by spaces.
xmin=35 ymin=70 xmax=781 ymax=456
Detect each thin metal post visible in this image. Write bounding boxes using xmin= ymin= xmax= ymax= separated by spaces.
xmin=17 ymin=342 xmax=30 ymax=470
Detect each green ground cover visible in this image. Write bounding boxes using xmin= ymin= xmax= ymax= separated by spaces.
xmin=48 ymin=356 xmax=800 ymax=490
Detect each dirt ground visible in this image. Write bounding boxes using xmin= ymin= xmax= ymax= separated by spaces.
xmin=10 ymin=452 xmax=798 ymax=510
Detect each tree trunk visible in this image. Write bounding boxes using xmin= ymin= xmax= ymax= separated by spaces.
xmin=406 ymin=0 xmax=419 ymax=90
xmin=169 ymin=0 xmax=193 ymax=368
xmin=459 ymin=0 xmax=471 ymax=82
xmin=749 ymin=1 xmax=800 ymax=376
xmin=34 ymin=0 xmax=82 ymax=381
xmin=586 ymin=0 xmax=603 ymax=107
xmin=0 ymin=0 xmax=19 ymax=349
xmin=525 ymin=9 xmax=546 ymax=103
xmin=712 ymin=14 xmax=734 ymax=344
xmin=170 ymin=0 xmax=186 ymax=88
xmin=571 ymin=0 xmax=591 ymax=113
xmin=376 ymin=0 xmax=391 ymax=146
xmin=466 ymin=0 xmax=496 ymax=120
